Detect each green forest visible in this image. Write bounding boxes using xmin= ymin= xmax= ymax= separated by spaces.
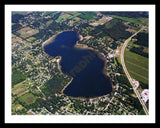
xmin=12 ymin=69 xmax=27 ymax=86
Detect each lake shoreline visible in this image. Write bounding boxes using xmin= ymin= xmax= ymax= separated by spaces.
xmin=42 ymin=30 xmax=113 ymax=99
xmin=76 ymin=33 xmax=114 ymax=90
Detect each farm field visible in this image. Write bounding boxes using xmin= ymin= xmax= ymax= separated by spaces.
xmin=12 ymin=79 xmax=38 ymax=114
xmin=124 ymin=48 xmax=148 ymax=85
xmin=12 ymin=80 xmax=28 ymax=96
xmin=10 ymin=10 xmax=150 ymax=116
xmin=17 ymin=27 xmax=39 ymax=39
xmin=18 ymin=93 xmax=37 ymax=105
xmin=78 ymin=12 xmax=97 ymax=20
xmin=110 ymin=15 xmax=148 ymax=25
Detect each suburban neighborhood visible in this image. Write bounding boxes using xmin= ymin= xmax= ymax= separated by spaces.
xmin=11 ymin=11 xmax=149 ymax=115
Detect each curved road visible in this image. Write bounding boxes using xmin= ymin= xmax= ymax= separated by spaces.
xmin=120 ymin=26 xmax=149 ymax=115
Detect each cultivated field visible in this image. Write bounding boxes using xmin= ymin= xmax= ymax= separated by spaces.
xmin=17 ymin=27 xmax=39 ymax=39
xmin=124 ymin=48 xmax=148 ymax=84
xmin=110 ymin=15 xmax=148 ymax=26
xmin=18 ymin=93 xmax=37 ymax=105
xmin=12 ymin=80 xmax=28 ymax=96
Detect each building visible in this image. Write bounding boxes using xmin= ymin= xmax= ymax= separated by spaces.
xmin=141 ymin=89 xmax=149 ymax=103
xmin=132 ymin=79 xmax=139 ymax=88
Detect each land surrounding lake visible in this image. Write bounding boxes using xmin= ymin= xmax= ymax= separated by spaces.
xmin=43 ymin=31 xmax=112 ymax=98
xmin=11 ymin=10 xmax=150 ymax=116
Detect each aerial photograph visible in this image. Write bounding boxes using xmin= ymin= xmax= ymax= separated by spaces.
xmin=11 ymin=10 xmax=149 ymax=115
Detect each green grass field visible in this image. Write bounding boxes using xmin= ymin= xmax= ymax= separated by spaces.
xmin=78 ymin=12 xmax=97 ymax=20
xmin=56 ymin=16 xmax=63 ymax=22
xmin=110 ymin=15 xmax=148 ymax=26
xmin=124 ymin=48 xmax=148 ymax=84
xmin=18 ymin=93 xmax=37 ymax=105
xmin=56 ymin=12 xmax=81 ymax=22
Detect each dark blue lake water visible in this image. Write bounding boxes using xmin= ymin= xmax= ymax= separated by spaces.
xmin=43 ymin=31 xmax=112 ymax=98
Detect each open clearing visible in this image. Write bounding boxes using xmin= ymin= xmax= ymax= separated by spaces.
xmin=12 ymin=80 xmax=29 ymax=96
xmin=90 ymin=16 xmax=112 ymax=26
xmin=12 ymin=103 xmax=25 ymax=112
xmin=18 ymin=93 xmax=37 ymax=105
xmin=17 ymin=26 xmax=39 ymax=39
xmin=124 ymin=48 xmax=148 ymax=84
xmin=12 ymin=34 xmax=23 ymax=44
xmin=110 ymin=15 xmax=148 ymax=25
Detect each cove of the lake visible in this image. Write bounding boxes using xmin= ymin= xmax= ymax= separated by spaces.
xmin=43 ymin=31 xmax=112 ymax=98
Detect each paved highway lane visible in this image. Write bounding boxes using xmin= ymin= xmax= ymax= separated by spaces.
xmin=120 ymin=26 xmax=149 ymax=115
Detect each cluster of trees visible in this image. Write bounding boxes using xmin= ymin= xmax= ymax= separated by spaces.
xmin=139 ymin=81 xmax=148 ymax=89
xmin=41 ymin=73 xmax=71 ymax=97
xmin=115 ymin=77 xmax=145 ymax=114
xmin=70 ymin=99 xmax=95 ymax=114
xmin=32 ymin=20 xmax=71 ymax=41
xmin=101 ymin=11 xmax=148 ymax=18
xmin=111 ymin=62 xmax=144 ymax=113
xmin=118 ymin=93 xmax=144 ymax=114
xmin=134 ymin=32 xmax=148 ymax=47
xmin=89 ymin=19 xmax=131 ymax=40
xmin=130 ymin=47 xmax=148 ymax=58
xmin=89 ymin=24 xmax=109 ymax=38
xmin=12 ymin=69 xmax=27 ymax=86
xmin=32 ymin=95 xmax=94 ymax=115
xmin=12 ymin=14 xmax=24 ymax=23
xmin=32 ymin=29 xmax=53 ymax=41
xmin=31 ymin=21 xmax=41 ymax=29
xmin=43 ymin=96 xmax=66 ymax=114
xmin=31 ymin=95 xmax=67 ymax=114
xmin=12 ymin=93 xmax=36 ymax=113
xmin=12 ymin=108 xmax=27 ymax=115
xmin=105 ymin=19 xmax=132 ymax=40
xmin=12 ymin=23 xmax=22 ymax=32
xmin=115 ymin=58 xmax=124 ymax=74
xmin=98 ymin=100 xmax=108 ymax=108
xmin=110 ymin=41 xmax=119 ymax=50
xmin=116 ymin=74 xmax=132 ymax=88
xmin=47 ymin=21 xmax=70 ymax=32
xmin=120 ymin=84 xmax=134 ymax=95
xmin=30 ymin=12 xmax=58 ymax=29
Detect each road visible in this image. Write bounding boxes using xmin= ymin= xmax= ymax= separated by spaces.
xmin=120 ymin=26 xmax=149 ymax=115
xmin=104 ymin=94 xmax=115 ymax=111
xmin=36 ymin=86 xmax=46 ymax=100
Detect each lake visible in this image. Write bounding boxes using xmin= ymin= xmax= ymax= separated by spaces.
xmin=43 ymin=31 xmax=112 ymax=98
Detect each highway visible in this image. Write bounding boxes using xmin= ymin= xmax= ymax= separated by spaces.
xmin=120 ymin=26 xmax=149 ymax=115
